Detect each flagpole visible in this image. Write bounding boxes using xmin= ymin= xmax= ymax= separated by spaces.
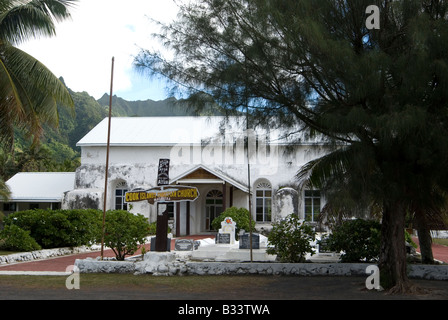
xmin=101 ymin=57 xmax=115 ymax=260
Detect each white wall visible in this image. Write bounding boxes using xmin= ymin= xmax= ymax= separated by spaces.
xmin=67 ymin=142 xmax=329 ymax=232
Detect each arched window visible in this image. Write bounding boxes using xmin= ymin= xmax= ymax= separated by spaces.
xmin=256 ymin=181 xmax=271 ymax=222
xmin=205 ymin=189 xmax=223 ymax=231
xmin=115 ymin=181 xmax=128 ymax=210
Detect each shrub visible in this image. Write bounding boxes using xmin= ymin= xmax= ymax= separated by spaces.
xmin=101 ymin=210 xmax=150 ymax=260
xmin=266 ymin=214 xmax=316 ymax=262
xmin=326 ymin=218 xmax=381 ymax=262
xmin=0 ymin=224 xmax=41 ymax=252
xmin=4 ymin=209 xmax=102 ymax=248
xmin=211 ymin=207 xmax=256 ymax=239
xmin=65 ymin=209 xmax=103 ymax=246
xmin=147 ymin=221 xmax=171 ymax=235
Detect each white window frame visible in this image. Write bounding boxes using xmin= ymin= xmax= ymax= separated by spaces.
xmin=304 ymin=190 xmax=321 ymax=222
xmin=205 ymin=189 xmax=223 ymax=231
xmin=255 ymin=181 xmax=272 ymax=222
xmin=115 ymin=181 xmax=128 ymax=210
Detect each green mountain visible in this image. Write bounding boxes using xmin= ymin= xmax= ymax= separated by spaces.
xmin=50 ymin=86 xmax=211 ymax=153
xmin=2 ymin=83 xmax=222 ymax=180
xmin=97 ymin=94 xmax=193 ymax=117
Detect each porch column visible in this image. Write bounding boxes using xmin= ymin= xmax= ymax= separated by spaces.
xmin=186 ymin=201 xmax=190 ymax=236
xmin=222 ymin=182 xmax=227 ymax=211
xmin=176 ymin=202 xmax=181 ymax=237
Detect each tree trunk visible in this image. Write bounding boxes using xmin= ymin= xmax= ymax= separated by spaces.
xmin=415 ymin=211 xmax=434 ymax=264
xmin=378 ymin=200 xmax=416 ymax=293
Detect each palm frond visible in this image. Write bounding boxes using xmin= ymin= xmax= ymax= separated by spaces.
xmin=0 ymin=0 xmax=77 ymax=45
xmin=296 ymin=145 xmax=354 ymax=190
xmin=0 ymin=40 xmax=74 ymax=146
xmin=0 ymin=178 xmax=10 ymax=201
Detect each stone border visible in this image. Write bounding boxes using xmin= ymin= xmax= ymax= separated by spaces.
xmin=74 ymin=252 xmax=448 ymax=280
xmin=0 ymin=246 xmax=97 ymax=265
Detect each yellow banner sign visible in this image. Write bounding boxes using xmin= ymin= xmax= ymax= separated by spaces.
xmin=125 ymin=185 xmax=199 ymax=204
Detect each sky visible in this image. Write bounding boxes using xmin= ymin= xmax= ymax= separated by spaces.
xmin=18 ymin=0 xmax=181 ymax=101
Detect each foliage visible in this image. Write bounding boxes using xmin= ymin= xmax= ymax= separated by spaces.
xmin=147 ymin=221 xmax=171 ymax=235
xmin=326 ymin=219 xmax=381 ymax=263
xmin=0 ymin=87 xmax=198 ymax=182
xmin=101 ymin=210 xmax=150 ymax=261
xmin=0 ymin=0 xmax=76 ymax=149
xmin=211 ymin=207 xmax=256 ymax=238
xmin=405 ymin=230 xmax=418 ymax=249
xmin=266 ymin=214 xmax=315 ymax=262
xmin=0 ymin=178 xmax=10 ymax=220
xmin=4 ymin=209 xmax=102 ymax=248
xmin=135 ymin=0 xmax=448 ymax=291
xmin=0 ymin=224 xmax=41 ymax=252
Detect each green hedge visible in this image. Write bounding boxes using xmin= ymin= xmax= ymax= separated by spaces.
xmin=2 ymin=209 xmax=151 ymax=259
xmin=211 ymin=207 xmax=256 ymax=239
xmin=3 ymin=209 xmax=103 ymax=249
xmin=325 ymin=218 xmax=381 ymax=262
xmin=0 ymin=224 xmax=42 ymax=252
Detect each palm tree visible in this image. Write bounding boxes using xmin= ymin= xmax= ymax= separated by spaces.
xmin=297 ymin=142 xmax=380 ymax=225
xmin=0 ymin=177 xmax=9 ymax=222
xmin=0 ymin=178 xmax=10 ymax=201
xmin=0 ymin=0 xmax=76 ymax=149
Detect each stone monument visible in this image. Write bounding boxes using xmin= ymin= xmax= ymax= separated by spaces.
xmin=216 ymin=217 xmax=237 ymax=245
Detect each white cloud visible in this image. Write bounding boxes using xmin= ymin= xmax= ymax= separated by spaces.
xmin=18 ymin=0 xmax=180 ymax=100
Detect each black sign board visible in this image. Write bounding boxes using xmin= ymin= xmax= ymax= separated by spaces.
xmin=318 ymin=238 xmax=332 ymax=253
xmin=239 ymin=233 xmax=260 ymax=249
xmin=157 ymin=158 xmax=170 ymax=186
xmin=150 ymin=236 xmax=171 ymax=252
xmin=215 ymin=233 xmax=231 ymax=244
xmin=175 ymin=239 xmax=194 ymax=251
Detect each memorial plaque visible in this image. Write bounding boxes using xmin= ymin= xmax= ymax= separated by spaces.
xmin=215 ymin=233 xmax=231 ymax=244
xmin=318 ymin=238 xmax=332 ymax=253
xmin=175 ymin=239 xmax=194 ymax=251
xmin=239 ymin=233 xmax=260 ymax=249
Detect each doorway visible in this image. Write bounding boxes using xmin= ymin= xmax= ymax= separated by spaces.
xmin=205 ymin=189 xmax=223 ymax=231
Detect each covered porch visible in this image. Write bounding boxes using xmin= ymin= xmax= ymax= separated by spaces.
xmin=170 ymin=165 xmax=249 ymax=237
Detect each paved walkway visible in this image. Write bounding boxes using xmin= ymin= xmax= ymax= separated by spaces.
xmin=413 ymin=237 xmax=448 ymax=264
xmin=0 ymin=235 xmax=212 ymax=273
xmin=0 ymin=235 xmax=446 ymax=274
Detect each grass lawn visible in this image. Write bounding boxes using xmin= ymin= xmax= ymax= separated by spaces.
xmin=0 ymin=274 xmax=274 ymax=292
xmin=433 ymin=238 xmax=448 ymax=247
xmin=0 ymin=251 xmax=20 ymax=256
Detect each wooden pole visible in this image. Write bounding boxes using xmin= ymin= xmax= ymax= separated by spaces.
xmin=246 ymin=100 xmax=253 ymax=263
xmin=101 ymin=57 xmax=115 ymax=260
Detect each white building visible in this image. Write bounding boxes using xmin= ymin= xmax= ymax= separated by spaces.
xmin=3 ymin=172 xmax=75 ymax=214
xmin=62 ymin=116 xmax=328 ymax=236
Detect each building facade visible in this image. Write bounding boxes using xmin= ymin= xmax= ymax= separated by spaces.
xmin=3 ymin=172 xmax=75 ymax=215
xmin=62 ymin=116 xmax=328 ymax=236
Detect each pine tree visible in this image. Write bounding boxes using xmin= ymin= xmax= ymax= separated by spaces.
xmin=135 ymin=0 xmax=448 ymax=293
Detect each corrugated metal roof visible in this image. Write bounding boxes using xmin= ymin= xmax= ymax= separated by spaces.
xmin=5 ymin=172 xmax=76 ymax=202
xmin=76 ymin=117 xmax=242 ymax=146
xmin=76 ymin=116 xmax=320 ymax=147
